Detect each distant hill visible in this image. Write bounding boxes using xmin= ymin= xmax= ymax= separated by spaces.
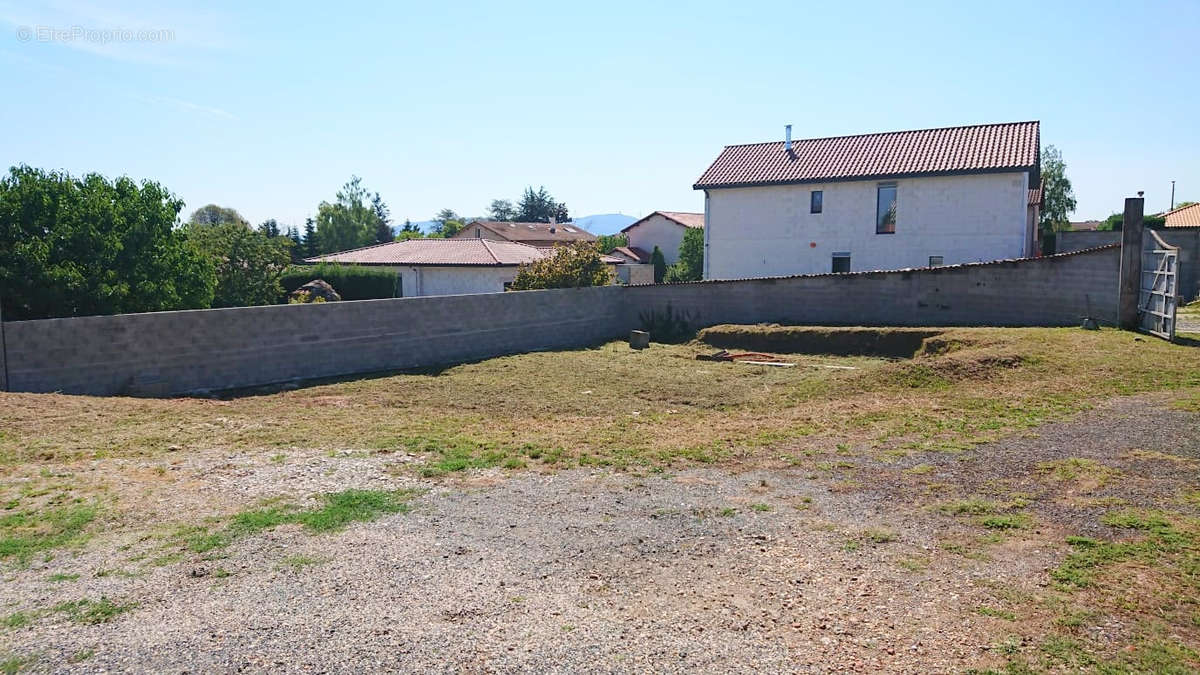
xmin=572 ymin=213 xmax=636 ymax=235
xmin=393 ymin=214 xmax=636 ymax=237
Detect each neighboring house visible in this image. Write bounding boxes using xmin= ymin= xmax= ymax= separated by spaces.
xmin=694 ymin=121 xmax=1042 ymax=279
xmin=452 ymin=220 xmax=597 ymax=248
xmin=307 ymin=238 xmax=624 ymax=297
xmin=1067 ymin=220 xmax=1104 ymax=231
xmin=619 ymin=211 xmax=704 ymax=264
xmin=1164 ymin=202 xmax=1200 ymax=227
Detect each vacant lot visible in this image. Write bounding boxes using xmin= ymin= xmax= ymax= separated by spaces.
xmin=0 ymin=327 xmax=1197 ymax=672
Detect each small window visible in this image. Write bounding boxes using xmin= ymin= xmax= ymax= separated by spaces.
xmin=831 ymin=252 xmax=851 ymax=274
xmin=810 ymin=190 xmax=823 ymax=214
xmin=475 ymin=228 xmax=482 ymax=238
xmin=928 ymin=256 xmax=944 ymax=267
xmin=876 ymin=184 xmax=897 ymax=234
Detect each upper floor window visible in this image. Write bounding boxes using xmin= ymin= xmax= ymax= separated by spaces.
xmin=810 ymin=190 xmax=823 ymax=214
xmin=876 ymin=184 xmax=897 ymax=234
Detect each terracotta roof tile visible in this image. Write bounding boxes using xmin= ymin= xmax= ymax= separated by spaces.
xmin=457 ymin=220 xmax=597 ymax=243
xmin=610 ymin=246 xmax=652 ymax=263
xmin=694 ymin=121 xmax=1040 ymax=189
xmin=306 ymin=238 xmax=548 ymax=266
xmin=1164 ymin=202 xmax=1200 ymax=227
xmin=621 ymin=211 xmax=705 ymax=233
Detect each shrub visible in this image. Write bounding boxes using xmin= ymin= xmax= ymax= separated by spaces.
xmin=279 ymin=263 xmax=398 ymax=301
xmin=508 ymin=242 xmax=612 ymax=291
xmin=650 ymin=246 xmax=667 ymax=283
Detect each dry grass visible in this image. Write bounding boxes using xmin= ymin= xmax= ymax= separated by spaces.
xmin=1 ymin=327 xmax=1196 ymax=477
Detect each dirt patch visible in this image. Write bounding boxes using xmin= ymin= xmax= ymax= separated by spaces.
xmin=697 ymin=324 xmax=944 ymax=358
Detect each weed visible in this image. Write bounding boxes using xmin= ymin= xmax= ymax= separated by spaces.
xmin=53 ymin=597 xmax=135 ymax=625
xmin=68 ymin=648 xmax=94 ymax=664
xmin=0 ymin=654 xmax=31 ymax=675
xmin=0 ymin=502 xmax=97 ymax=562
xmin=938 ymin=498 xmax=1000 ymax=515
xmin=904 ymin=463 xmax=935 ymax=475
xmin=979 ymin=514 xmax=1030 ymax=530
xmin=718 ymin=507 xmax=736 ymax=517
xmin=749 ymin=503 xmax=771 ymax=512
xmin=862 ymin=528 xmax=897 ymax=544
xmin=976 ymin=606 xmax=1017 ymax=621
xmin=46 ymin=573 xmax=79 ymax=582
xmin=2 ymin=612 xmax=31 ymax=629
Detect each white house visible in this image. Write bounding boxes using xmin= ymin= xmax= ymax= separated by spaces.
xmin=694 ymin=121 xmax=1043 ymax=279
xmin=307 ymin=238 xmax=625 ymax=297
xmin=618 ymin=211 xmax=705 ymax=265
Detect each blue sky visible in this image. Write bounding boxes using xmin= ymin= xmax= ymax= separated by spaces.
xmin=2 ymin=0 xmax=1197 ymax=229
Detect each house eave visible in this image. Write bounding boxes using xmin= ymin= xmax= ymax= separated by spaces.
xmin=693 ymin=165 xmax=1038 ymax=191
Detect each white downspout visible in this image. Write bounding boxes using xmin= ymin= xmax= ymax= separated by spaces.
xmin=703 ymin=190 xmax=711 ymax=279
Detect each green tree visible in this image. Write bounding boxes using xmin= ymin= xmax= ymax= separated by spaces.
xmin=650 ymin=246 xmax=667 ymax=284
xmin=396 ymin=218 xmax=423 ymax=240
xmin=432 ymin=209 xmax=464 ymax=238
xmin=515 ymin=186 xmax=569 ymax=223
xmin=315 ymin=176 xmax=377 ymax=253
xmin=1171 ymin=201 xmax=1196 ymax=211
xmin=286 ymin=227 xmax=304 ymax=262
xmin=488 ymin=199 xmax=516 ymax=221
xmin=596 ymin=233 xmax=628 ymax=254
xmin=302 ymin=218 xmax=318 ymax=259
xmin=663 ymin=227 xmax=703 ymax=282
xmin=185 ymin=221 xmax=291 ymax=307
xmin=189 ymin=204 xmax=248 ymax=227
xmin=509 ymin=242 xmax=612 ymax=290
xmin=1039 ymin=145 xmax=1076 ymax=237
xmin=371 ymin=192 xmax=393 ymax=244
xmin=258 ymin=218 xmax=282 ymax=238
xmin=0 ymin=165 xmax=215 ymax=320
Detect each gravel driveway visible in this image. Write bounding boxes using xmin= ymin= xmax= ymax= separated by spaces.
xmin=2 ymin=394 xmax=1198 ymax=673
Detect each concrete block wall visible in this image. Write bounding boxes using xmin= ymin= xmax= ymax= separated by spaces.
xmin=3 ymin=285 xmax=628 ymax=396
xmin=1 ymin=246 xmax=1121 ymax=397
xmin=625 ymin=246 xmax=1121 ymax=329
xmin=1059 ymin=231 xmax=1120 ymax=253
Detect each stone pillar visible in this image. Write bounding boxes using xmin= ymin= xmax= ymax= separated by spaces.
xmin=0 ymin=300 xmax=7 ymax=392
xmin=1117 ymin=197 xmax=1145 ymax=330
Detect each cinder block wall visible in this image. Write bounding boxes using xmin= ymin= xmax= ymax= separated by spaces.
xmin=1 ymin=246 xmax=1121 ymax=397
xmin=4 ymin=285 xmax=628 ymax=396
xmin=624 ymin=246 xmax=1121 ymax=329
xmin=1059 ymin=231 xmax=1120 ymax=253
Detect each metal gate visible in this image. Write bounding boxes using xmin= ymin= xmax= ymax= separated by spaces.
xmin=1138 ymin=230 xmax=1179 ymax=340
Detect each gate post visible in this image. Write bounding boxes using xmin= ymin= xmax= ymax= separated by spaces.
xmin=1118 ymin=196 xmax=1145 ymax=330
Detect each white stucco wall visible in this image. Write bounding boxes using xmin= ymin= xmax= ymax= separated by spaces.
xmin=626 ymin=215 xmax=691 ymax=264
xmin=705 ymin=172 xmax=1032 ymax=279
xmin=373 ymin=266 xmax=518 ymax=297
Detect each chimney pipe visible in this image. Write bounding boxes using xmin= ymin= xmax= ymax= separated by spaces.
xmin=785 ymin=124 xmax=792 ymax=152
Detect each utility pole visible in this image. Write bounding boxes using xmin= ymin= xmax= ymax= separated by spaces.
xmin=1170 ymin=181 xmax=1176 ymax=210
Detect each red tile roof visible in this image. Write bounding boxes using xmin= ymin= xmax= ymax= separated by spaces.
xmin=306 ymin=238 xmax=625 ymax=266
xmin=694 ymin=121 xmax=1040 ymax=189
xmin=621 ymin=211 xmax=705 ymax=233
xmin=1068 ymin=220 xmax=1104 ymax=231
xmin=456 ymin=220 xmax=597 ymax=243
xmin=1164 ymin=202 xmax=1200 ymax=227
xmin=306 ymin=238 xmax=551 ymax=266
xmin=609 ymin=246 xmax=652 ymax=263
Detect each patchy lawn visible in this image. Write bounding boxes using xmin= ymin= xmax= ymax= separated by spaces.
xmin=0 ymin=326 xmax=1196 ymax=672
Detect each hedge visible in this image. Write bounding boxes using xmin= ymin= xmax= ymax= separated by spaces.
xmin=279 ymin=263 xmax=399 ymax=301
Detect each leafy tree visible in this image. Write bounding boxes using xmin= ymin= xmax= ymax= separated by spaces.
xmin=185 ymin=221 xmax=292 ymax=307
xmin=371 ymin=192 xmax=393 ymax=244
xmin=396 ymin=218 xmax=423 ymax=240
xmin=1038 ymin=145 xmax=1076 ymax=237
xmin=0 ymin=165 xmax=215 ymax=320
xmin=515 ymin=186 xmax=569 ymax=223
xmin=650 ymin=246 xmax=667 ymax=284
xmin=302 ymin=218 xmax=318 ymax=259
xmin=596 ymin=233 xmax=628 ymax=254
xmin=431 ymin=209 xmax=464 ymax=238
xmin=663 ymin=227 xmax=703 ymax=282
xmin=488 ymin=199 xmax=516 ymax=222
xmin=508 ymin=242 xmax=612 ymax=291
xmin=189 ymin=204 xmax=248 ymax=227
xmin=315 ymin=176 xmax=377 ymax=253
xmin=1099 ymin=211 xmax=1165 ymax=232
xmin=1172 ymin=201 xmax=1196 ymax=211
xmin=258 ymin=218 xmax=282 ymax=238
xmin=286 ymin=227 xmax=304 ymax=262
